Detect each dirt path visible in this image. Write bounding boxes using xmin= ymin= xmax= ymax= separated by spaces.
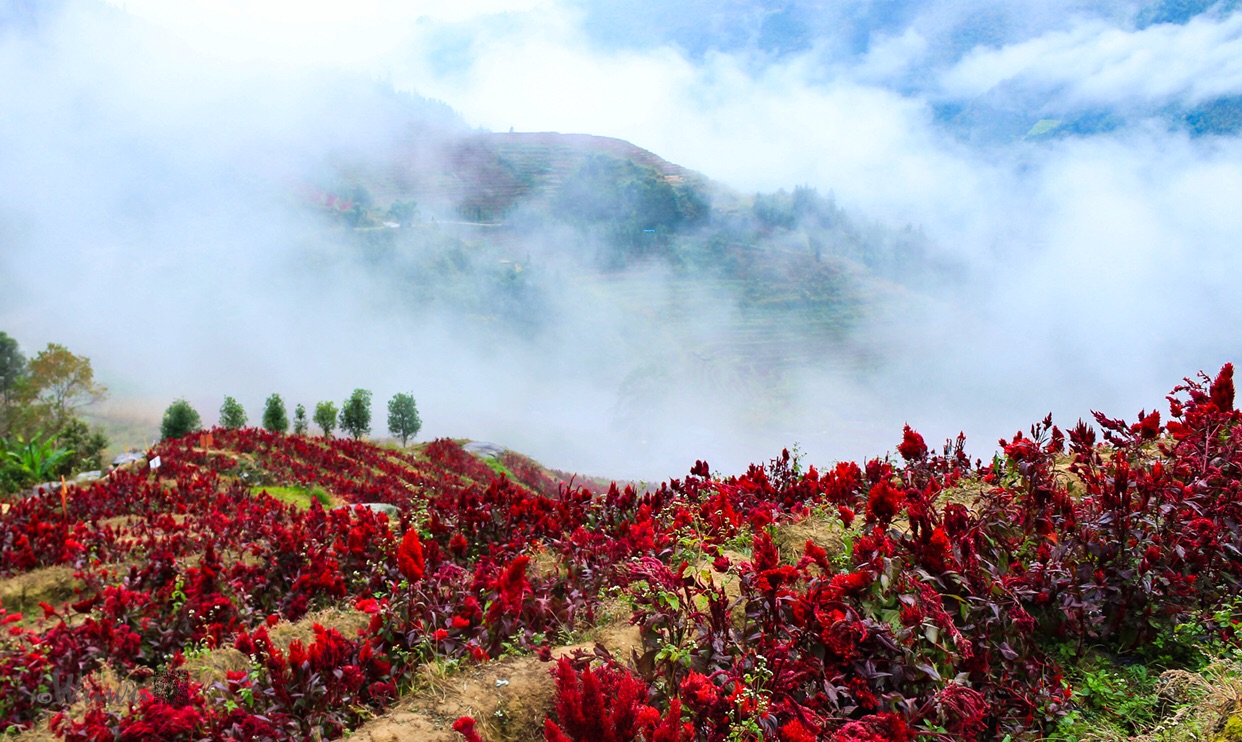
xmin=349 ymin=620 xmax=641 ymax=742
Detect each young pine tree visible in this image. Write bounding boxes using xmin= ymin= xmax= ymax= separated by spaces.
xmin=262 ymin=393 xmax=289 ymax=433
xmin=219 ymin=396 xmax=247 ymax=429
xmin=293 ymin=403 xmax=308 ymax=435
xmin=340 ymin=389 xmax=372 ymax=440
xmin=161 ymin=398 xmax=202 ymax=440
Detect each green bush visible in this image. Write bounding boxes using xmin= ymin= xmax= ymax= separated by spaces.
xmin=219 ymin=396 xmax=248 ymax=429
xmin=160 ymin=398 xmax=202 ymax=441
xmin=262 ymin=393 xmax=289 ymax=433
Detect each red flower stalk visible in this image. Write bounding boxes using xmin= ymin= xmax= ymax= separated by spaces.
xmin=1210 ymin=363 xmax=1235 ymax=411
xmin=897 ymin=424 xmax=928 ymax=462
xmin=397 ymin=529 xmax=425 ymax=582
xmin=1133 ymin=409 xmax=1161 ymax=440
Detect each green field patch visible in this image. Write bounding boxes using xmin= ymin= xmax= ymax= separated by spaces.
xmin=250 ymin=485 xmax=333 ymax=510
xmin=483 ymin=456 xmax=514 ymax=479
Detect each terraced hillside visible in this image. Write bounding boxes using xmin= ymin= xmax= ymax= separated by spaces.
xmin=337 ymin=131 xmax=710 ymax=223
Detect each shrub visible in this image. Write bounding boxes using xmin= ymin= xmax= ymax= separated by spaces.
xmin=219 ymin=396 xmax=247 ymax=429
xmin=262 ymin=394 xmax=289 ymax=433
xmin=160 ymin=398 xmax=202 ymax=440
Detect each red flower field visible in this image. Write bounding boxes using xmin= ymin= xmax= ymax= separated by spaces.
xmin=1 ymin=365 xmax=1240 ymax=740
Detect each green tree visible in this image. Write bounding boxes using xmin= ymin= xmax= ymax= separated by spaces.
xmin=293 ymin=404 xmax=308 ymax=435
xmin=340 ymin=389 xmax=372 ymax=440
xmin=26 ymin=343 xmax=108 ymax=429
xmin=262 ymin=393 xmax=289 ymax=433
xmin=219 ymin=396 xmax=248 ymax=429
xmin=161 ymin=398 xmax=202 ymax=440
xmin=0 ymin=332 xmax=26 ymax=437
xmin=387 ymin=393 xmax=421 ymax=447
xmin=314 ymin=401 xmax=338 ymax=438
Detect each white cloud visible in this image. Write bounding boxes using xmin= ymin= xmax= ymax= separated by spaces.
xmin=941 ymin=11 xmax=1242 ymax=107
xmin=6 ymin=0 xmax=1242 ymax=479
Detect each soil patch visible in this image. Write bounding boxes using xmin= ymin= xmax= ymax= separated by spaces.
xmin=351 ymin=612 xmax=642 ymax=741
xmin=349 ymin=654 xmax=556 ymax=742
xmin=0 ymin=565 xmax=79 ymax=617
xmin=267 ymin=605 xmax=373 ymax=647
xmin=774 ymin=514 xmax=845 ymax=565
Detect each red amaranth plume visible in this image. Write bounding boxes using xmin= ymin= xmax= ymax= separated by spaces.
xmin=397 ymin=529 xmax=425 ymax=582
xmin=1210 ymin=363 xmax=1235 ymax=411
xmin=897 ymin=425 xmax=928 ymax=462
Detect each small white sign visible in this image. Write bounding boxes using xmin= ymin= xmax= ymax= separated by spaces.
xmin=150 ymin=456 xmax=162 ymax=469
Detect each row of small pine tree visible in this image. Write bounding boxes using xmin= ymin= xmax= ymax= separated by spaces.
xmin=160 ymin=390 xmax=421 ymax=445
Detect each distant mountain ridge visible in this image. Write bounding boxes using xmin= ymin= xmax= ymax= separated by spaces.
xmin=334 ymin=130 xmax=709 ymax=224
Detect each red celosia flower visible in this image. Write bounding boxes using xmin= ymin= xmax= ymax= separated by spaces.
xmin=756 ymin=565 xmax=799 ymax=594
xmin=1134 ymin=409 xmax=1161 ymax=439
xmin=544 ymin=718 xmax=574 ymax=742
xmin=679 ymin=671 xmax=720 ymax=712
xmin=922 ymin=526 xmax=953 ymax=572
xmin=354 ymin=597 xmax=380 ymax=614
xmin=943 ymin=503 xmax=971 ymax=538
xmin=753 ymin=531 xmax=780 ymax=572
xmin=802 ymin=540 xmax=831 ymax=573
xmin=449 ymin=532 xmax=469 ymax=556
xmin=397 ymin=529 xmax=425 ymax=582
xmin=838 ymin=504 xmax=855 ymax=528
xmin=897 ymin=425 xmax=928 ymax=461
xmin=864 ymin=457 xmax=891 ymax=484
xmin=781 ymin=718 xmax=817 ymax=742
xmin=498 ymin=555 xmax=531 ymax=605
xmin=829 ymin=571 xmax=871 ymax=596
xmin=852 ymin=530 xmax=895 ymax=565
xmin=1210 ymin=363 xmax=1235 ymax=411
xmin=865 ymin=480 xmax=903 ymax=524
xmin=453 ymin=716 xmax=485 ymax=742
